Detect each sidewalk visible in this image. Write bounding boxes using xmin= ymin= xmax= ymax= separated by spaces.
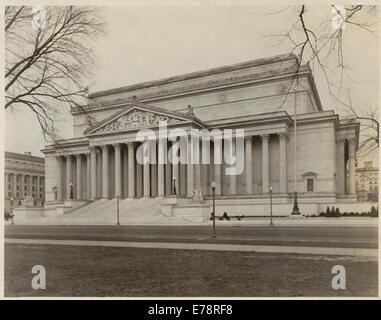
xmin=6 ymin=217 xmax=379 ymax=227
xmin=5 ymin=238 xmax=378 ymax=258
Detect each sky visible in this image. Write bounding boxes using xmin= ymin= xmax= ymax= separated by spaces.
xmin=4 ymin=4 xmax=379 ymax=165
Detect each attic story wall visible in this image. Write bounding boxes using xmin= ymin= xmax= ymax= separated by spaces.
xmin=72 ymin=76 xmax=317 ymax=138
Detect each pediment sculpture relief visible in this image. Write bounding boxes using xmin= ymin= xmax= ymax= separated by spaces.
xmin=96 ymin=109 xmax=183 ymax=133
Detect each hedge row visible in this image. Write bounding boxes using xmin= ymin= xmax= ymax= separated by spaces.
xmin=319 ymin=206 xmax=378 ymax=217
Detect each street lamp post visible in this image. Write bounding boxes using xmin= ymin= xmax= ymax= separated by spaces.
xmin=70 ymin=182 xmax=74 ymax=200
xmin=211 ymin=181 xmax=217 ymax=238
xmin=269 ymin=186 xmax=273 ymax=225
xmin=173 ymin=178 xmax=177 ymax=196
xmin=116 ymin=195 xmax=120 ymax=226
xmin=291 ymin=87 xmax=301 ymax=215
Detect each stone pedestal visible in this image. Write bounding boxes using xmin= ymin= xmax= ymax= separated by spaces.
xmin=172 ymin=203 xmax=211 ymax=222
xmin=160 ymin=197 xmax=211 ymax=222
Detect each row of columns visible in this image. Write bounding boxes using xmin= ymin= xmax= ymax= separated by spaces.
xmin=58 ymin=132 xmax=289 ymax=201
xmin=4 ymin=173 xmax=44 ymax=199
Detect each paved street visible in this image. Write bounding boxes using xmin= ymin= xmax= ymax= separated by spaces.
xmin=5 ymin=224 xmax=378 ymax=248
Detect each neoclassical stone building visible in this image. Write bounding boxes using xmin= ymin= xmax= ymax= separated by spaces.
xmin=4 ymin=151 xmax=45 ymax=214
xmin=39 ymin=53 xmax=360 ymax=221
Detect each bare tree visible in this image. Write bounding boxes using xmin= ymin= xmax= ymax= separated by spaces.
xmin=258 ymin=4 xmax=379 ymax=158
xmin=5 ymin=6 xmax=105 ymax=142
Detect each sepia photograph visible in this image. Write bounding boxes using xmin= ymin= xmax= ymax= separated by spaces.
xmin=2 ymin=0 xmax=379 ymax=301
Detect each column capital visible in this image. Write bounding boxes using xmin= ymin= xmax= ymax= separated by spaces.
xmin=244 ymin=135 xmax=253 ymax=141
xmin=89 ymin=146 xmax=97 ymax=153
xmin=260 ymin=134 xmax=269 ymax=141
xmin=65 ymin=154 xmax=73 ymax=159
xmin=278 ymin=132 xmax=288 ymax=140
xmin=112 ymin=143 xmax=121 ymax=149
xmin=335 ymin=138 xmax=345 ymax=145
xmin=100 ymin=144 xmax=109 ymax=151
xmin=347 ymin=137 xmax=356 ymax=145
xmin=75 ymin=153 xmax=83 ymax=159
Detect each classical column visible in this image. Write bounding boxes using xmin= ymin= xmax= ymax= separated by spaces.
xmin=13 ymin=174 xmax=18 ymax=197
xmin=157 ymin=138 xmax=165 ymax=198
xmin=336 ymin=139 xmax=345 ymax=195
xmin=36 ymin=175 xmax=40 ymax=199
xmin=21 ymin=174 xmax=25 ymax=198
xmin=136 ymin=144 xmax=143 ymax=198
xmin=214 ymin=139 xmax=222 ymax=196
xmin=123 ymin=147 xmax=128 ymax=198
xmin=66 ymin=155 xmax=72 ymax=200
xmin=90 ymin=148 xmax=97 ymax=200
xmin=101 ymin=145 xmax=109 ymax=199
xmin=194 ymin=139 xmax=201 ymax=189
xmin=86 ymin=153 xmax=91 ymax=200
xmin=96 ymin=149 xmax=102 ymax=198
xmin=127 ymin=142 xmax=135 ymax=199
xmin=172 ymin=140 xmax=179 ymax=195
xmin=143 ymin=141 xmax=150 ymax=199
xmin=245 ymin=136 xmax=253 ymax=195
xmin=229 ymin=137 xmax=236 ymax=195
xmin=76 ymin=154 xmax=82 ymax=200
xmin=113 ymin=143 xmax=122 ymax=198
xmin=348 ymin=138 xmax=356 ymax=195
xmin=186 ymin=136 xmax=194 ymax=197
xmin=261 ymin=134 xmax=270 ymax=194
xmin=24 ymin=175 xmax=28 ymax=195
xmin=56 ymin=157 xmax=63 ymax=201
xmin=279 ymin=133 xmax=288 ymax=194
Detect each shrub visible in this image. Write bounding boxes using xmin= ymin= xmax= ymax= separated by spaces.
xmin=371 ymin=206 xmax=378 ymax=217
xmin=326 ymin=206 xmax=330 ymax=216
xmin=335 ymin=207 xmax=340 ymax=217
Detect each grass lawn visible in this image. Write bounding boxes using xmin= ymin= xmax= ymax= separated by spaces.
xmin=4 ymin=243 xmax=378 ymax=297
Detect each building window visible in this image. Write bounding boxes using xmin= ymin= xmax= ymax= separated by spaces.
xmin=18 ymin=201 xmax=22 ymax=205
xmin=307 ymin=179 xmax=314 ymax=192
xmin=24 ymin=186 xmax=27 ymax=191
xmin=16 ymin=192 xmax=20 ymax=197
xmin=303 ymin=172 xmax=318 ymax=193
xmin=16 ymin=186 xmax=20 ymax=190
xmin=34 ymin=201 xmax=37 ymax=206
xmin=8 ymin=192 xmax=11 ymax=197
xmin=32 ymin=186 xmax=35 ymax=191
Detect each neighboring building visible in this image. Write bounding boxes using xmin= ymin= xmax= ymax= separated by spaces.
xmin=39 ymin=53 xmax=360 ymax=220
xmin=4 ymin=151 xmax=45 ymax=214
xmin=355 ymin=161 xmax=378 ymax=202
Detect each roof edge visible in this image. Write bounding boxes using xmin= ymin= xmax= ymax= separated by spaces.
xmin=88 ymin=53 xmax=298 ymax=99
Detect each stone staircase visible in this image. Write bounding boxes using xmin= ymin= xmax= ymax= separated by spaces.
xmin=17 ymin=198 xmax=201 ymax=225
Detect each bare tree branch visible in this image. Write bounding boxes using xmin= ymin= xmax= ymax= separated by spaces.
xmin=5 ymin=5 xmax=105 ymax=143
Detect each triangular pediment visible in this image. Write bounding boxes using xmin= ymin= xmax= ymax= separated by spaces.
xmin=87 ymin=105 xmax=191 ymax=135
